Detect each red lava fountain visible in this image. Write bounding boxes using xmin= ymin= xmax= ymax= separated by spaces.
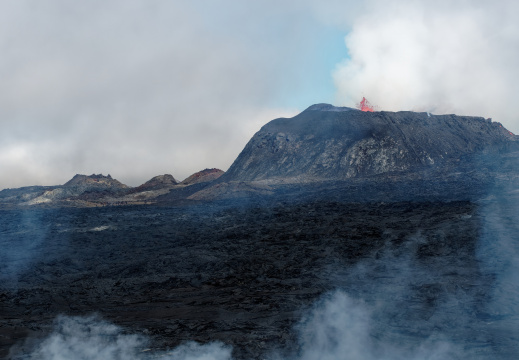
xmin=358 ymin=97 xmax=374 ymax=112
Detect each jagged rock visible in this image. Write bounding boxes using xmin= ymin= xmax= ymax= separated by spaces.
xmin=64 ymin=174 xmax=128 ymax=188
xmin=221 ymin=104 xmax=514 ymax=183
xmin=120 ymin=170 xmax=225 ymax=204
xmin=188 ymin=181 xmax=272 ymax=201
xmin=3 ymin=195 xmax=519 ymax=359
xmin=130 ymin=174 xmax=178 ymax=193
xmin=1 ymin=105 xmax=517 ymax=207
xmin=22 ymin=174 xmax=129 ymax=205
xmin=0 ymin=186 xmax=56 ymax=206
xmin=105 ymin=174 xmax=181 ymax=204
xmin=180 ymin=168 xmax=224 ymax=186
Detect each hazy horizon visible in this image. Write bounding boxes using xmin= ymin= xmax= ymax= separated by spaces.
xmin=2 ymin=0 xmax=518 ymax=190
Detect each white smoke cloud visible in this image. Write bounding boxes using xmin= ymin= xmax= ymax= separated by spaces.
xmin=0 ymin=208 xmax=52 ymax=287
xmin=11 ymin=292 xmax=458 ymax=360
xmin=475 ymin=185 xmax=519 ymax=356
xmin=11 ymin=314 xmax=233 ymax=360
xmin=296 ymin=292 xmax=373 ymax=360
xmin=27 ymin=315 xmax=146 ymax=360
xmin=293 ymin=289 xmax=458 ymax=360
xmin=334 ymin=0 xmax=519 ymax=133
xmin=2 ymin=0 xmax=518 ymax=190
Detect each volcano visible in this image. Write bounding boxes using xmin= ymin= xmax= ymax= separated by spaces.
xmin=221 ymin=104 xmax=512 ymax=183
xmin=1 ymin=105 xmax=519 ymax=359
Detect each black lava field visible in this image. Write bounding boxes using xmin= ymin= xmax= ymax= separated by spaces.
xmin=2 ymin=192 xmax=519 ymax=359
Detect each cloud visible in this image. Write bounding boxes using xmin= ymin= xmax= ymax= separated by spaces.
xmin=333 ymin=0 xmax=519 ymax=132
xmin=0 ymin=1 xmax=317 ymax=189
xmin=3 ymin=0 xmax=517 ymax=189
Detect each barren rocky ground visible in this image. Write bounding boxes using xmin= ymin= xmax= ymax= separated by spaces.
xmin=1 ymin=107 xmax=519 ymax=359
xmin=2 ymin=180 xmax=519 ymax=359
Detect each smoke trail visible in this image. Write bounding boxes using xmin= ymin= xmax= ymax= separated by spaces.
xmin=297 ymin=292 xmax=371 ymax=360
xmin=11 ymin=291 xmax=459 ymax=360
xmin=21 ymin=315 xmax=146 ymax=360
xmin=292 ymin=290 xmax=459 ymax=360
xmin=333 ymin=0 xmax=519 ymax=132
xmin=476 ymin=190 xmax=519 ymax=358
xmin=0 ymin=208 xmax=54 ymax=287
xmin=9 ymin=189 xmax=519 ymax=359
xmin=9 ymin=315 xmax=233 ymax=360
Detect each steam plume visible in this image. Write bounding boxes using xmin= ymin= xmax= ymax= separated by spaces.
xmin=334 ymin=0 xmax=519 ymax=132
xmin=12 ymin=292 xmax=459 ymax=360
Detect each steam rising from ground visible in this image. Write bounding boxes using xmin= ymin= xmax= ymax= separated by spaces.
xmin=6 ymin=179 xmax=519 ymax=359
xmin=8 ymin=185 xmax=519 ymax=359
xmin=476 ymin=192 xmax=519 ymax=357
xmin=13 ymin=292 xmax=457 ymax=360
xmin=295 ymin=292 xmax=457 ymax=360
xmin=13 ymin=315 xmax=232 ymax=360
xmin=25 ymin=315 xmax=146 ymax=360
xmin=0 ymin=209 xmax=53 ymax=286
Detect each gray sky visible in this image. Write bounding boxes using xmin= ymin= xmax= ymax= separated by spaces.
xmin=1 ymin=0 xmax=517 ymax=189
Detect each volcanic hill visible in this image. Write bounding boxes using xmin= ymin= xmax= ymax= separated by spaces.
xmin=180 ymin=168 xmax=224 ymax=186
xmin=2 ymin=104 xmax=519 ymax=360
xmin=0 ymin=105 xmax=517 ymax=206
xmin=63 ymin=173 xmax=128 ymax=188
xmin=221 ymin=104 xmax=514 ymax=183
xmin=128 ymin=174 xmax=178 ymax=193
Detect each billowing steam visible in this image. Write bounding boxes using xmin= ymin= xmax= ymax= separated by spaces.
xmin=334 ymin=0 xmax=519 ymax=132
xmin=295 ymin=291 xmax=458 ymax=360
xmin=11 ymin=315 xmax=232 ymax=360
xmin=12 ymin=291 xmax=458 ymax=360
xmin=0 ymin=208 xmax=53 ymax=287
xmin=475 ymin=189 xmax=519 ymax=357
xmin=1 ymin=0 xmax=518 ymax=189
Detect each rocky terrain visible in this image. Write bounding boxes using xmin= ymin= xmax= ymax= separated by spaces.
xmin=0 ymin=174 xmax=130 ymax=207
xmin=128 ymin=174 xmax=178 ymax=193
xmin=1 ymin=105 xmax=516 ymax=207
xmin=1 ymin=105 xmax=519 ymax=359
xmin=221 ymin=104 xmax=514 ymax=183
xmin=180 ymin=168 xmax=224 ymax=186
xmin=2 ymin=189 xmax=519 ymax=359
xmin=0 ymin=169 xmax=224 ymax=208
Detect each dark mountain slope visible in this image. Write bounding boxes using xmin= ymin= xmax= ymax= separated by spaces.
xmin=222 ymin=104 xmax=514 ymax=182
xmin=64 ymin=174 xmax=128 ymax=189
xmin=2 ymin=105 xmax=519 ymax=359
xmin=180 ymin=168 xmax=224 ymax=186
xmin=128 ymin=174 xmax=178 ymax=194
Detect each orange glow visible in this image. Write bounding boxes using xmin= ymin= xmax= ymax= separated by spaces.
xmin=358 ymin=97 xmax=374 ymax=112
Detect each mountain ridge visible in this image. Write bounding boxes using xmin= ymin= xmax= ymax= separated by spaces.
xmin=0 ymin=104 xmax=517 ymax=207
xmin=221 ymin=105 xmax=514 ymax=183
xmin=2 ymin=104 xmax=519 ymax=359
